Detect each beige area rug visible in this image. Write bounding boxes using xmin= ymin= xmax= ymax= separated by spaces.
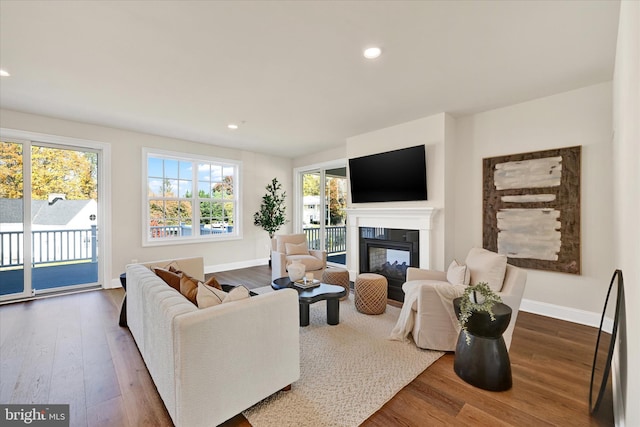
xmin=242 ymin=294 xmax=444 ymax=427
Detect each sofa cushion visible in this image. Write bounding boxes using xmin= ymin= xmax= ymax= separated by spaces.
xmin=446 ymin=260 xmax=470 ymax=286
xmin=465 ymin=247 xmax=507 ymax=292
xmin=286 ymin=255 xmax=325 ymax=272
xmin=285 ymin=241 xmax=310 ymax=256
xmin=180 ymin=272 xmax=200 ymax=305
xmin=154 ymin=267 xmax=182 ymax=291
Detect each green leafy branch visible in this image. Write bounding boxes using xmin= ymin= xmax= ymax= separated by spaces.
xmin=458 ymin=282 xmax=502 ymax=345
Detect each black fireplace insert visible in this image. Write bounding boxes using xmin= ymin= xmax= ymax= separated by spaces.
xmin=359 ymin=227 xmax=419 ymax=302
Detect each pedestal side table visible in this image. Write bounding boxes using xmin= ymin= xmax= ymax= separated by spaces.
xmin=453 ymin=297 xmax=512 ymax=391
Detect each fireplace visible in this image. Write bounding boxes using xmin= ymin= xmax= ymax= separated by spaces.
xmin=345 ymin=206 xmax=438 ymax=303
xmin=359 ymin=227 xmax=419 ymax=302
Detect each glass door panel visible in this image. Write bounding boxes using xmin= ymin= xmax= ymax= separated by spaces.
xmin=0 ymin=141 xmax=26 ymax=297
xmin=299 ymin=165 xmax=347 ymax=266
xmin=30 ymin=145 xmax=99 ymax=293
xmin=325 ymin=168 xmax=347 ymax=265
xmin=302 ymin=171 xmax=321 ymax=250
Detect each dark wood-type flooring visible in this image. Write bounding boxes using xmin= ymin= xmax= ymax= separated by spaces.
xmin=0 ymin=265 xmax=613 ymax=426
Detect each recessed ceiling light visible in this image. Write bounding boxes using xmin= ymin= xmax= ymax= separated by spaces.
xmin=363 ymin=47 xmax=381 ymax=59
xmin=227 ymin=123 xmax=238 ymax=130
xmin=0 ymin=69 xmax=10 ymax=77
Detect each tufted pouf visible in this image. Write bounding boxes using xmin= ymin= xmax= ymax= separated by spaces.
xmin=322 ymin=268 xmax=350 ymax=301
xmin=354 ymin=273 xmax=387 ymax=314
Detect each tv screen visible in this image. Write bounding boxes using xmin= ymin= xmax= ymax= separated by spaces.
xmin=348 ymin=145 xmax=428 ymax=203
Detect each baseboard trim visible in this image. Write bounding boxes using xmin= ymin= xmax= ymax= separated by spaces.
xmin=106 ymin=278 xmax=123 ymax=289
xmin=520 ymin=298 xmax=614 ymax=333
xmin=205 ymin=258 xmax=269 ymax=274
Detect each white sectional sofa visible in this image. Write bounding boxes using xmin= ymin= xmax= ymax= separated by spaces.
xmin=125 ymin=257 xmax=300 ymax=427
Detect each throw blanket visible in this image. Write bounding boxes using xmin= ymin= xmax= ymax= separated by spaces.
xmin=389 ymin=284 xmax=420 ymax=342
xmin=389 ymin=280 xmax=465 ymax=342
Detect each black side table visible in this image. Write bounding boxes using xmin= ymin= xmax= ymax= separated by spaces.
xmin=119 ymin=273 xmax=127 ymax=327
xmin=453 ymin=297 xmax=512 ymax=391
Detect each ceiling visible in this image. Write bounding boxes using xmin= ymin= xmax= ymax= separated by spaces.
xmin=0 ymin=1 xmax=620 ymax=158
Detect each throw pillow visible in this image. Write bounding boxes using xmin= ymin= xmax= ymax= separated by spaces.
xmin=465 ymin=247 xmax=507 ymax=292
xmin=446 ymin=260 xmax=470 ymax=286
xmin=196 ymin=282 xmax=226 ymax=308
xmin=153 ymin=267 xmax=182 ymax=291
xmin=285 ymin=242 xmax=310 ymax=256
xmin=223 ymin=285 xmax=250 ymax=303
xmin=196 ymin=284 xmax=250 ymax=308
xmin=203 ymin=275 xmax=222 ymax=290
xmin=276 ymin=234 xmax=306 ymax=253
xmin=180 ymin=272 xmax=200 ymax=305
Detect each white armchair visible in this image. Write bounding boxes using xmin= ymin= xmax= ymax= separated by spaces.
xmin=391 ymin=248 xmax=527 ymax=352
xmin=271 ymin=233 xmax=327 ymax=281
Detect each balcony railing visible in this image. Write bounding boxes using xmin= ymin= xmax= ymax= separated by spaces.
xmin=1 ymin=225 xmax=346 ymax=269
xmin=303 ymin=225 xmax=346 ymax=255
xmin=149 ymin=224 xmax=234 ymax=239
xmin=0 ymin=226 xmax=97 ymax=268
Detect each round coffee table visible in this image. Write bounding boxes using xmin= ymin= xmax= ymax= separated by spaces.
xmin=272 ymin=277 xmax=347 ymax=326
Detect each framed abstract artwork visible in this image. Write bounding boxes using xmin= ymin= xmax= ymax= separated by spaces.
xmin=483 ymin=146 xmax=581 ymax=274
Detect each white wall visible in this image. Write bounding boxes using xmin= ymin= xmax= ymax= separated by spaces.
xmin=292 ymin=145 xmax=346 ymax=169
xmin=345 ymin=112 xmax=449 ymax=271
xmin=454 ymin=82 xmax=614 ymax=318
xmin=613 ymin=1 xmax=640 ymax=424
xmin=0 ymin=109 xmax=292 ymax=285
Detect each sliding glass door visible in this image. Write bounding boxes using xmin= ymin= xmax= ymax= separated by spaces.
xmin=298 ymin=163 xmax=347 ymax=266
xmin=0 ymin=139 xmax=101 ymax=299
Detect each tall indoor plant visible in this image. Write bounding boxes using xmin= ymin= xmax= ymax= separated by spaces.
xmin=253 ymin=177 xmax=287 ymax=240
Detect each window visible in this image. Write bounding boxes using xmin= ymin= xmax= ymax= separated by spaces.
xmin=143 ymin=148 xmax=241 ymax=245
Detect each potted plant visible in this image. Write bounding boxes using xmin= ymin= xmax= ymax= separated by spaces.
xmin=457 ymin=282 xmax=503 ymax=345
xmin=253 ymin=178 xmax=287 ymax=263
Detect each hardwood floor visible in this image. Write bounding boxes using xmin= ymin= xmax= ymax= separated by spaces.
xmin=0 ymin=265 xmax=613 ymax=426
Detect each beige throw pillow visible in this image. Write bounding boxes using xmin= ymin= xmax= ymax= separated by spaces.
xmin=285 ymin=242 xmax=310 ymax=256
xmin=223 ymin=285 xmax=250 ymax=303
xmin=446 ymin=260 xmax=470 ymax=285
xmin=465 ymin=247 xmax=507 ymax=292
xmin=197 ymin=283 xmax=250 ymax=308
xmin=197 ymin=282 xmax=226 ymax=308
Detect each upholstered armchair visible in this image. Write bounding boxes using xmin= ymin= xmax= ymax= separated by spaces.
xmin=271 ymin=233 xmax=327 ymax=281
xmin=390 ymin=248 xmax=527 ymax=352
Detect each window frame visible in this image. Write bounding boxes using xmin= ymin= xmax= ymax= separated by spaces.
xmin=142 ymin=147 xmax=242 ymax=247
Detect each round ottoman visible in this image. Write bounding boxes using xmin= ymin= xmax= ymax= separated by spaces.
xmin=354 ymin=273 xmax=387 ymax=315
xmin=322 ymin=268 xmax=350 ymax=301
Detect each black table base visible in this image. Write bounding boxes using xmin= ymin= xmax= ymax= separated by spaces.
xmin=453 ymin=298 xmax=513 ymax=391
xmin=299 ymin=297 xmax=341 ymax=326
xmin=454 ymin=332 xmax=512 ymax=391
xmin=119 ymin=273 xmax=127 ymax=327
xmin=272 ymin=277 xmax=346 ymax=327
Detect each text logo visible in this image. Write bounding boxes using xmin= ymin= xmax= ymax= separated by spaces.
xmin=1 ymin=405 xmax=69 ymax=426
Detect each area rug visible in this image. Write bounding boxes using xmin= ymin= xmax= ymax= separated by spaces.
xmin=242 ymin=294 xmax=444 ymax=427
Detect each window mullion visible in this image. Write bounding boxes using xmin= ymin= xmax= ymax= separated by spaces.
xmin=192 ymin=160 xmax=200 ymax=237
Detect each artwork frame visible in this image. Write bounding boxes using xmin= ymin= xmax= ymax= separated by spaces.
xmin=483 ymin=146 xmax=581 ymax=274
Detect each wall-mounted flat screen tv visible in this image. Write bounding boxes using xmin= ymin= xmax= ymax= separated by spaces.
xmin=348 ymin=145 xmax=428 ymax=203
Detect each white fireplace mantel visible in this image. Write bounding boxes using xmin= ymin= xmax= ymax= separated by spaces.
xmin=345 ymin=207 xmax=438 ymax=279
